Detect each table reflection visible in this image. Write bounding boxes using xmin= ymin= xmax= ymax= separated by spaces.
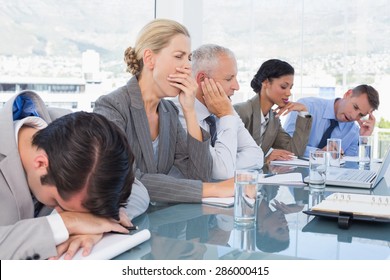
xmin=117 ymin=168 xmax=390 ymax=260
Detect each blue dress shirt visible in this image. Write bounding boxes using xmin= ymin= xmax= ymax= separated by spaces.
xmin=283 ymin=97 xmax=359 ymax=157
xmin=12 ymin=95 xmax=39 ymax=120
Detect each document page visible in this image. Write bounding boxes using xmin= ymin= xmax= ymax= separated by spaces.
xmin=258 ymin=173 xmax=304 ymax=185
xmin=59 ymin=229 xmax=151 ymax=260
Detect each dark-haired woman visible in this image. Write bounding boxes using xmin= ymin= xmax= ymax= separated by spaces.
xmin=234 ymin=59 xmax=312 ymax=163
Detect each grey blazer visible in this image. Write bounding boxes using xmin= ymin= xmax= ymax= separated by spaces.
xmin=94 ymin=76 xmax=213 ymax=203
xmin=0 ymin=91 xmax=68 ymax=260
xmin=234 ymin=94 xmax=312 ymax=156
xmin=0 ymin=91 xmax=150 ymax=259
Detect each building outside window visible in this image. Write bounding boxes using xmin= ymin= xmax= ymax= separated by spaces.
xmin=1 ymin=0 xmax=389 ymax=155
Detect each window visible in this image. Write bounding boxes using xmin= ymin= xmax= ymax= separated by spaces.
xmin=201 ymin=0 xmax=390 ymax=105
xmin=0 ymin=0 xmax=155 ymax=110
xmin=199 ymin=0 xmax=390 ymax=157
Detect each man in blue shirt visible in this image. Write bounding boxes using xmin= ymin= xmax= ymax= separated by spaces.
xmin=283 ymin=84 xmax=379 ymax=157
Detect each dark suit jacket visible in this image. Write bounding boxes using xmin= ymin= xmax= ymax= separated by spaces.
xmin=94 ymin=76 xmax=212 ymax=203
xmin=234 ymin=94 xmax=312 ymax=156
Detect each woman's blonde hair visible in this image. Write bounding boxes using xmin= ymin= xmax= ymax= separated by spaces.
xmin=124 ymin=19 xmax=190 ymax=76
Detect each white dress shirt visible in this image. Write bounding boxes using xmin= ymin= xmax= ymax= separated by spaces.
xmin=260 ymin=112 xmax=276 ymax=157
xmin=260 ymin=112 xmax=269 ymax=140
xmin=172 ymin=98 xmax=264 ymax=180
xmin=14 ymin=117 xmax=69 ymax=245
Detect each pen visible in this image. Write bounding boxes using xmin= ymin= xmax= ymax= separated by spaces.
xmin=297 ymin=156 xmax=309 ymax=161
xmin=109 ymin=225 xmax=138 ymax=234
xmin=124 ymin=225 xmax=139 ymax=231
xmin=264 ymin=173 xmax=276 ymax=178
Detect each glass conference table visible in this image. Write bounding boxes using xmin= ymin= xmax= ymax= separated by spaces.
xmin=116 ymin=163 xmax=390 ymax=260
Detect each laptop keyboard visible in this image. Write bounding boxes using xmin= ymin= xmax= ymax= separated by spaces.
xmin=336 ymin=169 xmax=376 ymax=182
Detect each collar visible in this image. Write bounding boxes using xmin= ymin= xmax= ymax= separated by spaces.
xmin=322 ymin=98 xmax=348 ymax=129
xmin=261 ymin=111 xmax=270 ymax=125
xmin=14 ymin=116 xmax=48 ymax=143
xmin=0 ymin=91 xmax=50 ymax=157
xmin=322 ymin=98 xmax=337 ymax=120
xmin=195 ymin=99 xmax=213 ymax=122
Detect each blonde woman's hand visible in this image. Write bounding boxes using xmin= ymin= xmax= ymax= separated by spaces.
xmin=168 ymin=67 xmax=203 ymax=141
xmin=168 ymin=67 xmax=198 ymax=114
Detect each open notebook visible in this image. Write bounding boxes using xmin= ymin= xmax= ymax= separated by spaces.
xmin=304 ymin=192 xmax=390 ymax=222
xmin=59 ymin=229 xmax=151 ymax=260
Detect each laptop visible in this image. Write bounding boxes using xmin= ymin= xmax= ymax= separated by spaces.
xmin=324 ymin=147 xmax=390 ymax=189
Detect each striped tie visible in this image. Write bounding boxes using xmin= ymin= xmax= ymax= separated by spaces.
xmin=205 ymin=114 xmax=217 ymax=147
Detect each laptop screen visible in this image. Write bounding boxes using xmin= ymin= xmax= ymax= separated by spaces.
xmin=373 ymin=147 xmax=390 ymax=187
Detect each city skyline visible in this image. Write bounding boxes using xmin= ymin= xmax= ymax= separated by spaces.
xmin=1 ymin=0 xmax=389 ymax=121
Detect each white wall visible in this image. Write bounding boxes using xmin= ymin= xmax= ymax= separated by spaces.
xmin=155 ymin=0 xmax=203 ymax=49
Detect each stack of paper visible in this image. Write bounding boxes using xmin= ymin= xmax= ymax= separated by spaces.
xmin=59 ymin=229 xmax=151 ymax=260
xmin=202 ymin=197 xmax=234 ymax=207
xmin=258 ymin=173 xmax=304 ymax=185
xmin=271 ymin=158 xmax=309 ymax=166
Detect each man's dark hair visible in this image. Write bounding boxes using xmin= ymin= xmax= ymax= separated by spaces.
xmin=352 ymin=84 xmax=380 ymax=110
xmin=32 ymin=111 xmax=134 ymax=220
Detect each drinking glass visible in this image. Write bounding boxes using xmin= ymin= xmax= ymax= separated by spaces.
xmin=234 ymin=170 xmax=258 ymax=225
xmin=309 ymin=150 xmax=328 ymax=189
xmin=327 ymin=138 xmax=342 ymax=167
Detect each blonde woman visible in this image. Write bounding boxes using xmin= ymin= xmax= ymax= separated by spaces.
xmin=94 ymin=19 xmax=233 ymax=203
